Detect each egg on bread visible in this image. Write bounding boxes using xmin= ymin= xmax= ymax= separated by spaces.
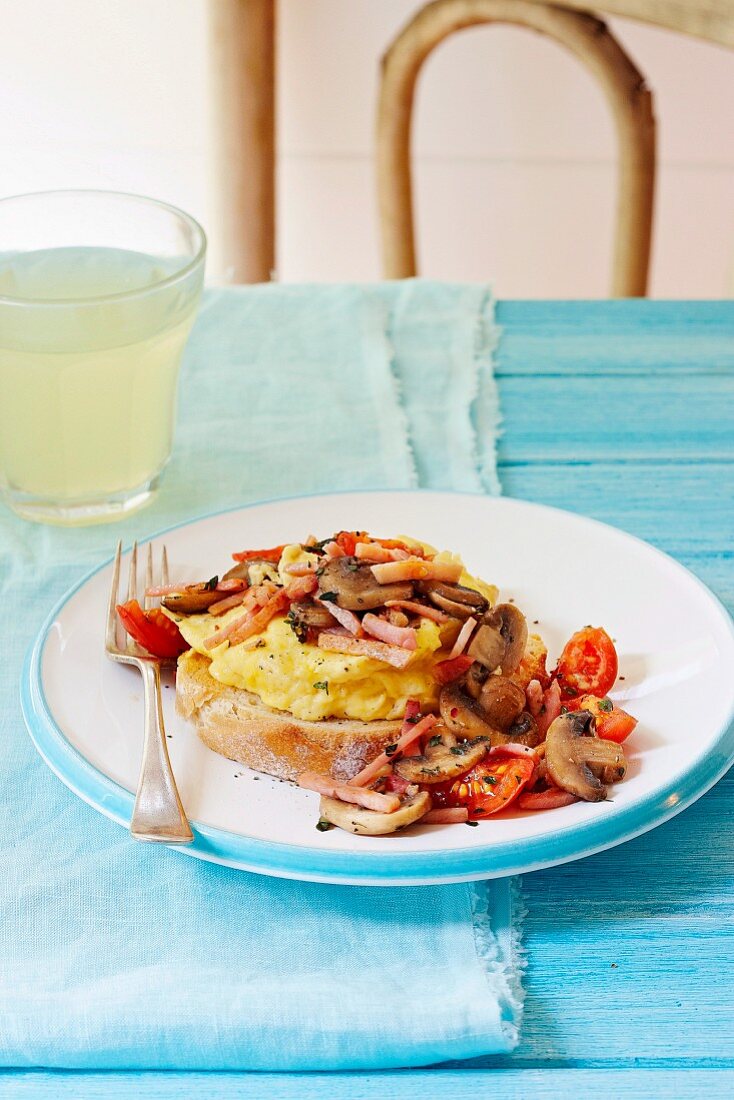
xmin=163 ymin=533 xmax=507 ymax=781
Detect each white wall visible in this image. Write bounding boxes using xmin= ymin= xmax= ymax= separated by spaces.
xmin=1 ymin=0 xmax=733 ymax=296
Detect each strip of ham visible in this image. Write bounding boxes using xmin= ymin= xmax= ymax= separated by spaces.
xmin=384 ymin=599 xmax=450 ymax=624
xmin=319 ymin=600 xmax=362 ymax=635
xmin=362 ymin=613 xmax=417 ymax=650
xmin=324 ymin=540 xmax=346 ymax=558
xmin=422 ymin=807 xmax=469 ymax=824
xmin=349 ymin=713 xmax=438 ymax=787
xmin=536 ymin=679 xmax=562 ymax=737
xmin=448 ymin=616 xmax=477 ymax=659
xmin=284 ymin=561 xmax=318 ymax=576
xmin=216 ymin=578 xmax=247 ymax=592
xmin=517 ymin=787 xmax=578 ymax=811
xmin=284 ymin=574 xmax=319 ymax=599
xmin=370 ymin=559 xmax=463 ymax=585
xmin=297 ymin=772 xmax=400 ymax=814
xmin=525 ymin=678 xmax=544 ymax=716
xmin=317 ymin=632 xmax=414 ymax=669
xmin=204 ymin=588 xmax=290 ymax=649
xmin=488 ymin=742 xmax=538 ymax=759
xmin=354 ymin=543 xmax=411 ymax=563
xmin=209 ymin=591 xmax=248 ymax=616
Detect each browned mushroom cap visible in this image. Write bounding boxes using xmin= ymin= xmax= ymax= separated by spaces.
xmin=468 ymin=604 xmax=528 ymax=676
xmin=418 ymin=581 xmax=489 ymax=620
xmin=161 ymin=582 xmax=221 ymax=615
xmin=477 ymin=676 xmax=526 ymax=730
xmin=317 ymin=557 xmax=413 ymax=610
xmin=545 ymin=710 xmax=627 ymax=802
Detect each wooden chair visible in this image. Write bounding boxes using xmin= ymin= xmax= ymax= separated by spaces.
xmin=376 ymin=0 xmax=734 ymax=296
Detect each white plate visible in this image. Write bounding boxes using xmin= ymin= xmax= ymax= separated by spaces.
xmin=22 ymin=490 xmax=734 ymax=885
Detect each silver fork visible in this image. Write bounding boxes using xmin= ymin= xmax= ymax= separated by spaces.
xmin=105 ymin=540 xmax=193 ymax=844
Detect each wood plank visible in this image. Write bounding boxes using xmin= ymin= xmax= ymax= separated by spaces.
xmin=495 ymin=301 xmax=734 ymax=376
xmin=4 ymin=1068 xmax=734 ymax=1098
xmin=497 ymin=375 xmax=734 ymax=461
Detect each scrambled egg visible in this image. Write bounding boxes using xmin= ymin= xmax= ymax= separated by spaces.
xmin=169 ymin=542 xmax=498 ymax=723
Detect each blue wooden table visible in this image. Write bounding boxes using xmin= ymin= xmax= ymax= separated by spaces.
xmin=5 ymin=301 xmax=733 ymax=1099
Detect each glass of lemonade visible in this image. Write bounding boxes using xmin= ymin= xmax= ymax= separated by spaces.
xmin=0 ymin=190 xmax=206 ymax=524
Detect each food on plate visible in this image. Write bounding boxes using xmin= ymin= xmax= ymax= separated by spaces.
xmin=116 ymin=531 xmax=636 ymax=835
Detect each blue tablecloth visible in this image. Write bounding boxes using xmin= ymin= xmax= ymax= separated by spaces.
xmin=2 ymin=297 xmax=733 ymax=1097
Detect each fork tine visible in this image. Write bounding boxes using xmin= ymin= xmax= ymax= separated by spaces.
xmin=161 ymin=545 xmax=169 ymax=586
xmin=144 ymin=544 xmax=153 ymax=611
xmin=106 ymin=541 xmax=122 ymax=650
xmin=127 ymin=541 xmax=138 ymax=604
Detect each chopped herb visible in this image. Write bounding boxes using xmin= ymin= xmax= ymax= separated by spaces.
xmin=384 ymin=743 xmax=398 ymax=757
xmin=319 ymin=591 xmax=338 ymax=603
xmin=407 ymin=713 xmax=421 ymax=724
xmin=598 ymin=697 xmax=614 ymax=712
xmin=483 ymin=776 xmax=497 ymax=786
xmin=428 ymin=734 xmax=443 ymax=747
xmin=450 ymin=745 xmax=467 ymax=756
xmin=465 ymin=820 xmax=479 ymax=827
xmin=316 ymin=819 xmax=333 ymax=832
xmin=560 ymin=705 xmax=569 ymax=714
xmin=203 ymin=576 xmax=219 ymax=590
xmin=286 ymin=609 xmax=308 ymax=643
xmin=420 ymin=765 xmax=441 ymax=776
xmin=346 ymin=561 xmax=360 ymax=572
xmin=313 ymin=680 xmax=329 ymax=694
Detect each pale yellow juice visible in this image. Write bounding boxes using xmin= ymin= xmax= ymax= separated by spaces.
xmin=0 ymin=246 xmax=202 ymax=514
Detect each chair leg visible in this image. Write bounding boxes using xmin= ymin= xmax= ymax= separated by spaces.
xmin=208 ymin=0 xmax=276 ymax=284
xmin=376 ymin=0 xmax=656 ymax=296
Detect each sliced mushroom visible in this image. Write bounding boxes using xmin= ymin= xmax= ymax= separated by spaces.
xmin=585 ymin=739 xmax=627 ymax=785
xmin=317 ymin=556 xmax=413 ymax=610
xmin=318 ymin=789 xmax=431 ymax=835
xmin=545 ymin=710 xmax=627 ymax=802
xmin=394 ymin=730 xmax=489 ymax=784
xmin=161 ymin=582 xmax=221 ymax=615
xmin=418 ymin=581 xmax=489 ymax=620
xmin=440 ymin=681 xmax=539 ymax=748
xmin=468 ymin=603 xmax=528 ymax=676
xmin=440 ymin=682 xmax=499 ymax=740
xmin=288 ymin=599 xmax=335 ymax=634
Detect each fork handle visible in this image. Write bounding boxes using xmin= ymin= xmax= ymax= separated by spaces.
xmin=130 ymin=661 xmax=193 ymax=843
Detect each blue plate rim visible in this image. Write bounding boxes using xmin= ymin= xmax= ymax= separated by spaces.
xmin=20 ymin=488 xmax=734 ymax=886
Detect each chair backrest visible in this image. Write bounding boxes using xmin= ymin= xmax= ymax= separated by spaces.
xmin=376 ymin=0 xmax=657 ymax=296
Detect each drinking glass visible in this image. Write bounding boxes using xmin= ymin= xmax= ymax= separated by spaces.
xmin=0 ymin=190 xmax=206 ymax=524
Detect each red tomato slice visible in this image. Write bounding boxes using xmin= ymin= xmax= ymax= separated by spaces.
xmin=575 ymin=694 xmax=638 ymax=743
xmin=334 ymin=531 xmax=362 ymax=556
xmin=116 ymin=600 xmax=188 ymax=659
xmin=554 ymin=626 xmax=618 ymax=701
xmin=231 ymin=545 xmax=286 ymax=563
xmin=433 ymin=654 xmax=474 ymax=685
xmin=516 ymin=786 xmax=578 ymax=811
xmin=438 ymin=758 xmax=535 ymax=818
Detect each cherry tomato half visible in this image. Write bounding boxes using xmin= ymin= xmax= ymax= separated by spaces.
xmin=554 ymin=626 xmax=618 ymax=701
xmin=116 ymin=600 xmax=188 ymax=659
xmin=231 ymin=545 xmax=287 ymax=563
xmin=437 ymin=757 xmax=535 ymax=818
xmin=575 ymin=694 xmax=637 ymax=743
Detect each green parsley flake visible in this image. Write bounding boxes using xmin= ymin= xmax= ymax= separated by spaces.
xmin=313 ymin=681 xmax=329 ymax=694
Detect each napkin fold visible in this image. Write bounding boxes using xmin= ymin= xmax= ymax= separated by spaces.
xmin=0 ymin=281 xmax=521 ymax=1071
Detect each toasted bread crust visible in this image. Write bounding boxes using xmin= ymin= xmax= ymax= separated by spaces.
xmin=175 ymin=650 xmax=402 ymax=782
